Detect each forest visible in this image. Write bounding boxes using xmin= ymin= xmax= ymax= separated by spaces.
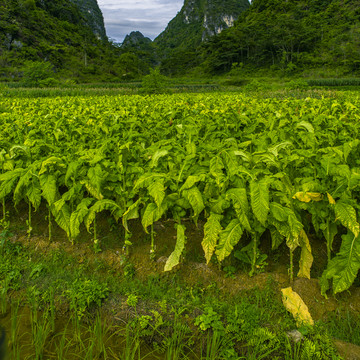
xmin=1 ymin=0 xmax=360 ymax=82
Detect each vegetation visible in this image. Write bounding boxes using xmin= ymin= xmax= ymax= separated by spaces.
xmin=0 ymin=224 xmax=356 ymax=359
xmin=1 ymin=0 xmax=360 ymax=358
xmin=201 ymin=0 xmax=360 ymax=75
xmin=0 ymin=0 xmax=150 ymax=83
xmin=0 ymin=90 xmax=360 ymax=295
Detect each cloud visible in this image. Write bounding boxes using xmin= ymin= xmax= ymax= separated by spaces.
xmin=97 ymin=0 xmax=183 ymax=42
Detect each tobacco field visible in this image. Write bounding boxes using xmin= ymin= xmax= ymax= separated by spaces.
xmin=1 ymin=92 xmax=360 ymax=295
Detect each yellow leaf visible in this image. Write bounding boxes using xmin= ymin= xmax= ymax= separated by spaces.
xmin=297 ymin=230 xmax=313 ymax=279
xmin=293 ymin=192 xmax=323 ymax=203
xmin=327 ymin=192 xmax=336 ymax=205
xmin=281 ymin=287 xmax=314 ymax=327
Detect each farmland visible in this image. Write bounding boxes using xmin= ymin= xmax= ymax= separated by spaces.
xmin=0 ymin=89 xmax=360 ymax=358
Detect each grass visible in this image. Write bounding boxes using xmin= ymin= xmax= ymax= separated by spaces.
xmin=0 ymin=225 xmax=353 ymax=360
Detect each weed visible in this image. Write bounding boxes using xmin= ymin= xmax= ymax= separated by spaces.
xmin=67 ymin=278 xmax=109 ymax=318
xmin=123 ymin=263 xmax=136 ymax=280
xmin=195 ymin=307 xmax=225 ymax=334
xmin=126 ymin=294 xmax=138 ymax=308
xmin=29 ymin=264 xmax=47 ymax=280
xmin=223 ymin=265 xmax=236 ymax=279
xmin=246 ymin=327 xmax=280 ymax=359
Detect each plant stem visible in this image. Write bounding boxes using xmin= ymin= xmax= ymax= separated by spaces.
xmin=2 ymin=198 xmax=5 ymax=221
xmin=48 ymin=207 xmax=52 ymax=242
xmin=28 ymin=202 xmax=32 ymax=238
xmin=94 ymin=216 xmax=97 ymax=242
xmin=93 ymin=216 xmax=100 ymax=253
xmin=150 ymin=223 xmax=155 ymax=259
xmin=289 ymin=249 xmax=294 ymax=283
xmin=250 ymin=234 xmax=258 ymax=277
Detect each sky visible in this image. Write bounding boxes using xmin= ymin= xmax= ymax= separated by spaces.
xmin=97 ymin=0 xmax=184 ymax=43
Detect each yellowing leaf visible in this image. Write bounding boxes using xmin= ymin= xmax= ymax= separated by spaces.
xmin=327 ymin=193 xmax=336 ymax=205
xmin=216 ymin=219 xmax=243 ymax=262
xmin=335 ymin=201 xmax=360 ymax=238
xmin=202 ymin=213 xmax=223 ymax=264
xmin=297 ymin=230 xmax=313 ymax=279
xmin=292 ymin=192 xmax=323 ymax=203
xmin=281 ymin=287 xmax=314 ymax=327
xmin=164 ymin=224 xmax=186 ymax=271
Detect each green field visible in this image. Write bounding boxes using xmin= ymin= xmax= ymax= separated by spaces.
xmin=0 ymin=89 xmax=360 ymax=359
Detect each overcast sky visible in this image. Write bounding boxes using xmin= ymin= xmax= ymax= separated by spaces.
xmin=97 ymin=0 xmax=184 ymax=43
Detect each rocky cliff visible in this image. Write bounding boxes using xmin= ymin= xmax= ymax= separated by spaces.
xmin=154 ymin=0 xmax=250 ymax=55
xmin=70 ymin=0 xmax=106 ymax=40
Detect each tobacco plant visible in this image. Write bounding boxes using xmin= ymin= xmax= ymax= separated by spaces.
xmin=1 ymin=92 xmax=360 ymax=294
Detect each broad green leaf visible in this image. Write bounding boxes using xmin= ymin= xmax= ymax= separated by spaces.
xmin=202 ymin=213 xmax=223 ymax=264
xmin=210 ymin=156 xmax=226 ymax=187
xmin=180 ymin=175 xmax=203 ymax=192
xmin=13 ymin=162 xmax=41 ymax=205
xmin=9 ymin=145 xmax=31 ymax=159
xmin=141 ymin=202 xmax=167 ymax=232
xmin=85 ymin=199 xmax=122 ymax=232
xmin=65 ymin=161 xmax=82 ymax=186
xmin=271 ymin=208 xmax=302 ymax=252
xmin=134 ymin=173 xmax=166 ymax=190
xmin=288 ymin=212 xmax=303 ymax=241
xmin=226 ymin=188 xmax=249 ymax=213
xmin=122 ymin=198 xmax=142 ymax=232
xmin=250 ymin=179 xmax=269 ymax=226
xmin=182 ymin=186 xmax=204 ymax=219
xmin=296 ymin=121 xmax=314 ymax=133
xmin=270 ymin=227 xmax=284 ymax=250
xmin=85 ymin=164 xmax=105 ymax=200
xmin=39 ymin=156 xmax=65 ymax=175
xmin=321 ymin=232 xmax=360 ymax=294
xmin=0 ymin=168 xmax=25 ymax=200
xmin=222 ymin=150 xmax=238 ymax=177
xmin=40 ymin=173 xmax=57 ymax=206
xmin=226 ymin=188 xmax=251 ymax=231
xmin=150 ymin=149 xmax=168 ymax=168
xmin=148 ymin=179 xmax=165 ymax=207
xmin=270 ymin=202 xmax=288 ymax=222
xmin=70 ymin=198 xmax=93 ymax=240
xmin=52 ymin=199 xmax=71 ymax=239
xmin=26 ymin=177 xmax=42 ymax=211
xmin=216 ymin=219 xmax=243 ymax=262
xmin=281 ymin=287 xmax=314 ymax=327
xmin=164 ymin=224 xmax=186 ymax=271
xmin=335 ymin=201 xmax=359 ymax=237
xmin=297 ymin=230 xmax=313 ymax=279
xmin=210 ymin=195 xmax=230 ymax=214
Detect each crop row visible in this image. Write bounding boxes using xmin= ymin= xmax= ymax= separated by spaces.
xmin=0 ymin=93 xmax=360 ymax=294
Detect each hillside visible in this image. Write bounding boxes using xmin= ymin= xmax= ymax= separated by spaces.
xmin=154 ymin=0 xmax=250 ymax=74
xmin=155 ymin=0 xmax=249 ymax=52
xmin=0 ymin=0 xmax=121 ymax=82
xmin=202 ymin=0 xmax=360 ymax=75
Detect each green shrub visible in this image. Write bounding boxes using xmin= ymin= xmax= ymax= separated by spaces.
xmin=287 ymin=79 xmax=309 ymax=90
xmin=140 ymin=68 xmax=168 ymax=94
xmin=244 ymin=79 xmax=263 ymax=92
xmin=22 ymin=61 xmax=56 ymax=87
